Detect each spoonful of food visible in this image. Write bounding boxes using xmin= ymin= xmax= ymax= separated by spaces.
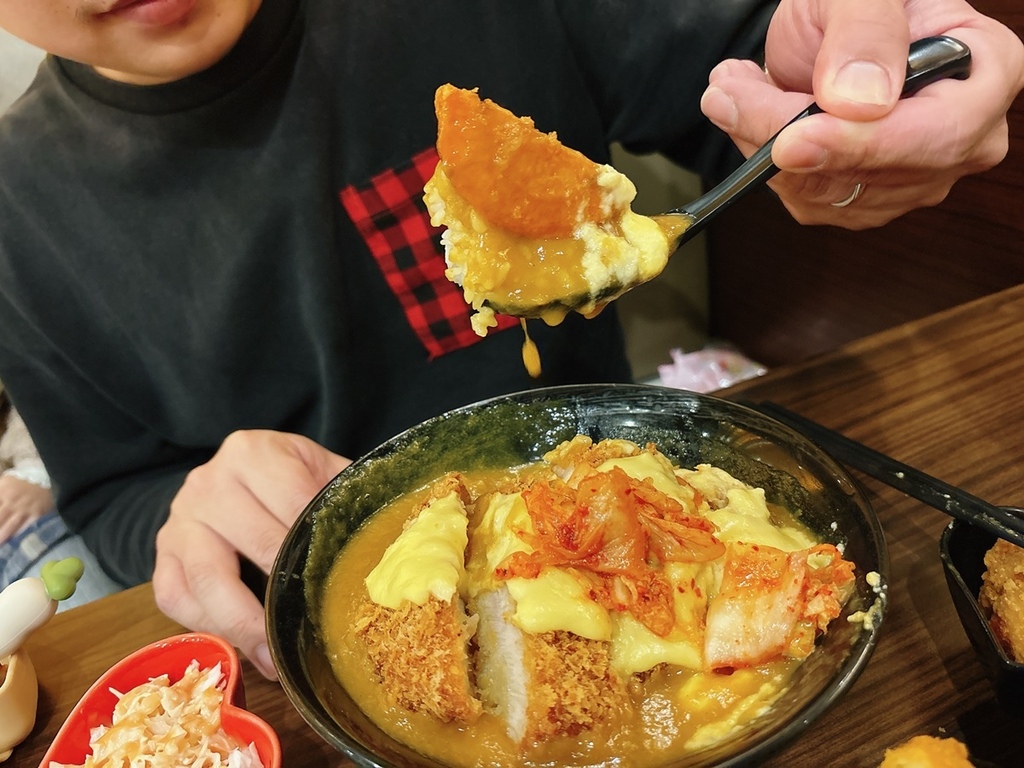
xmin=424 ymin=36 xmax=972 ymax=332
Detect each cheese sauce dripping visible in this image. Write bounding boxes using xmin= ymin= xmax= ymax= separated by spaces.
xmin=520 ymin=319 xmax=542 ymax=378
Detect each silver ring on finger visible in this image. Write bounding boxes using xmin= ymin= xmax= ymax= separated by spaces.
xmin=830 ymin=182 xmax=863 ymax=208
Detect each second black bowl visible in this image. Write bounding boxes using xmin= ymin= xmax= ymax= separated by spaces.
xmin=940 ymin=517 xmax=1024 ymax=716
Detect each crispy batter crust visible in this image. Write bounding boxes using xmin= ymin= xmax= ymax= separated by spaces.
xmin=354 ymin=595 xmax=482 ymax=723
xmin=353 ymin=472 xmax=480 ymax=722
xmin=543 ymin=435 xmax=640 ymax=476
xmin=521 ymin=630 xmax=629 ymax=743
xmin=878 ymin=734 xmax=973 ymax=767
xmin=979 ymin=538 xmax=1024 ymax=662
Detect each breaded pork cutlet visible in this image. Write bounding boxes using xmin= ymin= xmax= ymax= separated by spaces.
xmin=879 ymin=734 xmax=973 ymax=767
xmin=354 ymin=473 xmax=482 ymax=723
xmin=355 ymin=595 xmax=481 ymax=722
xmin=979 ymin=538 xmax=1024 ymax=662
xmin=473 ymin=587 xmax=629 ymax=744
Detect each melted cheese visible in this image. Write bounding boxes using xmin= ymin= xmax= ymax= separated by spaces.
xmin=364 ymin=492 xmax=468 ymax=609
xmin=597 ymin=452 xmax=693 ymax=503
xmin=367 ymin=443 xmax=835 ymax=678
xmin=425 ymin=167 xmax=670 ymax=331
xmin=611 ymin=562 xmax=715 ymax=674
xmin=681 ymin=665 xmax=794 ymax=751
xmin=466 ymin=492 xmax=532 ymax=590
xmin=705 ymin=488 xmax=815 ymax=552
xmin=467 ymin=492 xmax=611 ymax=640
xmin=678 ymin=464 xmax=814 ymax=552
xmin=508 ymin=569 xmax=612 ymax=640
xmin=519 ymin=319 xmax=542 ymax=378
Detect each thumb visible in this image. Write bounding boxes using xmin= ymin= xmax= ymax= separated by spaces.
xmin=810 ymin=0 xmax=910 ymax=120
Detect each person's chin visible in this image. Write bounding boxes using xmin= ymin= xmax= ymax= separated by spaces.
xmin=95 ymin=0 xmax=260 ymax=85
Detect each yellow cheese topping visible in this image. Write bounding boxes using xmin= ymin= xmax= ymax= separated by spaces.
xmin=597 ymin=452 xmax=692 ymax=502
xmin=467 ymin=492 xmax=532 ymax=586
xmin=611 ymin=561 xmax=715 ymax=674
xmin=679 ymin=464 xmax=815 ymax=551
xmin=364 ymin=492 xmax=468 ymax=609
xmin=706 ymin=488 xmax=814 ymax=552
xmin=369 ymin=446 xmax=826 ymax=676
xmin=467 ymin=453 xmax=820 ymax=674
xmin=681 ymin=665 xmax=794 ymax=751
xmin=508 ymin=568 xmax=613 ymax=640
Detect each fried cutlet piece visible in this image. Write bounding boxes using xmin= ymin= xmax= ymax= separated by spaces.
xmin=979 ymin=538 xmax=1024 ymax=662
xmin=543 ymin=435 xmax=643 ymax=484
xmin=424 ymin=85 xmax=670 ymax=333
xmin=521 ymin=628 xmax=628 ymax=741
xmin=425 ymin=470 xmax=473 ymax=507
xmin=354 ymin=595 xmax=481 ymax=722
xmin=879 ymin=734 xmax=974 ymax=767
xmin=354 ymin=472 xmax=482 ymax=723
xmin=433 ymin=84 xmax=618 ymax=240
xmin=473 ymin=587 xmax=629 ymax=744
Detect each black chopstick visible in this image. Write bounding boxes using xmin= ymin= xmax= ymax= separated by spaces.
xmin=745 ymin=400 xmax=1024 ymax=549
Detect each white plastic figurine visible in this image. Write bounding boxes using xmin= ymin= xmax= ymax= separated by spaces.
xmin=0 ymin=557 xmax=84 ymax=762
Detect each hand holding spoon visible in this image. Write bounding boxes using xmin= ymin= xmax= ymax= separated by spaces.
xmin=651 ymin=35 xmax=973 ymax=251
xmin=427 ymin=37 xmax=972 ymax=327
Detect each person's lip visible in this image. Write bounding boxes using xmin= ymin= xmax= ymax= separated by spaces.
xmin=99 ymin=0 xmax=197 ymax=26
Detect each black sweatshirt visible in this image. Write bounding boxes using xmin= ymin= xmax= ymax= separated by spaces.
xmin=0 ymin=0 xmax=775 ymax=585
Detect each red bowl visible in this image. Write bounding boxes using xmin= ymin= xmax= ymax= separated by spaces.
xmin=41 ymin=632 xmax=281 ymax=767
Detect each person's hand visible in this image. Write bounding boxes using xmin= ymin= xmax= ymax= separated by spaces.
xmin=700 ymin=0 xmax=1024 ymax=228
xmin=151 ymin=430 xmax=351 ymax=679
xmin=0 ymin=473 xmax=53 ymax=544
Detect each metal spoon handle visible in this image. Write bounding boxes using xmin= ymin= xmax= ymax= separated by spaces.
xmin=666 ymin=35 xmax=972 ymax=237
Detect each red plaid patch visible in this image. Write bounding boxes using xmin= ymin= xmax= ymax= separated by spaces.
xmin=340 ymin=148 xmax=517 ymax=359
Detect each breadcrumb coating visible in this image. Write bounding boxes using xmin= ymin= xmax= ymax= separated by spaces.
xmin=427 ymin=471 xmax=473 ymax=507
xmin=354 ymin=595 xmax=482 ymax=723
xmin=520 ymin=630 xmax=629 ymax=743
xmin=353 ymin=472 xmax=481 ymax=722
xmin=978 ymin=539 xmax=1024 ymax=662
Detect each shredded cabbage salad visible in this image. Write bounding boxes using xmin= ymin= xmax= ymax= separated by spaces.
xmin=52 ymin=660 xmax=265 ymax=768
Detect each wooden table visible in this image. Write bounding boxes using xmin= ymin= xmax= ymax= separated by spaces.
xmin=12 ymin=284 xmax=1024 ymax=767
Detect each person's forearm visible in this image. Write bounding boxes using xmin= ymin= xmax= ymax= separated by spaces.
xmin=553 ymin=0 xmax=779 ymax=182
xmin=69 ymin=468 xmax=191 ymax=586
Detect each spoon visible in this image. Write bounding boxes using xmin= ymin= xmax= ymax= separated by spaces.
xmin=484 ymin=35 xmax=972 ymax=320
xmin=652 ymin=35 xmax=973 ymax=247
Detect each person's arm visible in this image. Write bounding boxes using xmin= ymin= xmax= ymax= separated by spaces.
xmin=700 ymin=0 xmax=1024 ymax=227
xmin=553 ymin=0 xmax=780 ymax=183
xmin=2 ymin=370 xmax=211 ymax=587
xmin=74 ymin=467 xmax=192 ymax=586
xmin=22 ymin=386 xmax=349 ymax=680
xmin=0 ymin=406 xmax=54 ymax=544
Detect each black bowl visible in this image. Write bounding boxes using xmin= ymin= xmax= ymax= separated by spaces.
xmin=939 ymin=517 xmax=1024 ymax=716
xmin=266 ymin=384 xmax=889 ymax=767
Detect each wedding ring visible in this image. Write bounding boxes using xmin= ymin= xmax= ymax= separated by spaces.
xmin=830 ymin=182 xmax=863 ymax=208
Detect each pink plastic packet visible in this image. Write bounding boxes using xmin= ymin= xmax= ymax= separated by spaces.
xmin=657 ymin=346 xmax=766 ymax=393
